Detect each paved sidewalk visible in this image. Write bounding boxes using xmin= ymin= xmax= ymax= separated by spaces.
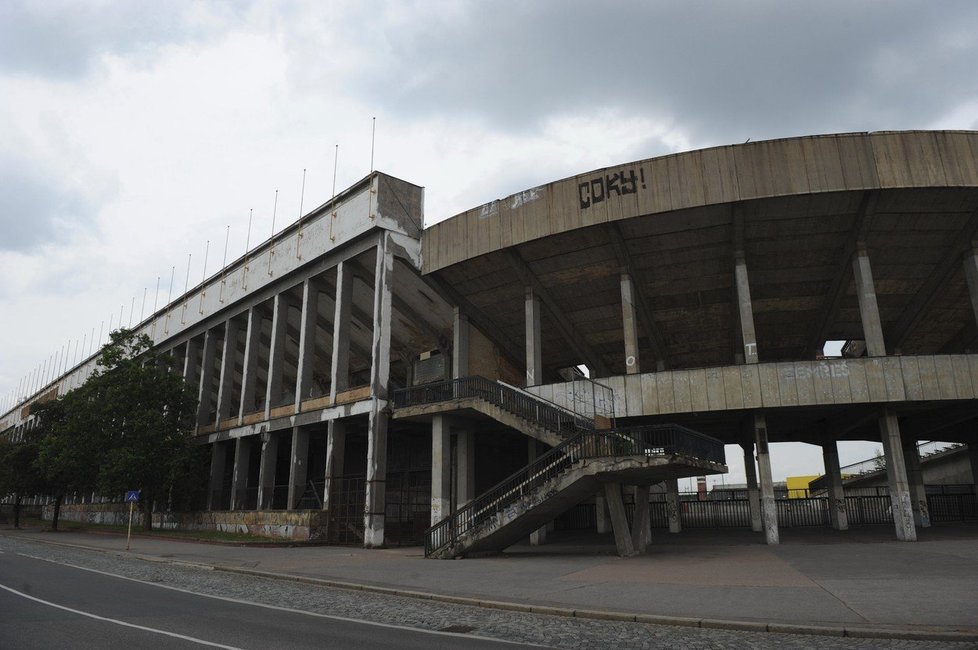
xmin=4 ymin=524 xmax=978 ymax=638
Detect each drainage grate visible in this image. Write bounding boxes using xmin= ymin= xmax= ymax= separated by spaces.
xmin=438 ymin=625 xmax=477 ymax=634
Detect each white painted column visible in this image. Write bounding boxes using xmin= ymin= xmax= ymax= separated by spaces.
xmin=295 ymin=278 xmax=320 ymax=409
xmin=741 ymin=442 xmax=763 ymax=532
xmin=752 ymin=414 xmax=779 ymax=544
xmin=288 ymin=426 xmax=310 ymax=510
xmin=902 ymin=438 xmax=931 ymax=528
xmin=734 ymin=252 xmax=759 ymax=364
xmin=196 ymin=330 xmax=218 ymax=425
xmin=631 ymin=484 xmax=652 ymax=552
xmin=852 ymin=244 xmax=887 ymax=357
xmin=665 ymin=478 xmax=682 ymax=533
xmin=264 ymin=294 xmax=288 ymax=418
xmin=215 ymin=318 xmax=240 ymax=427
xmin=238 ymin=307 xmax=262 ymax=421
xmin=257 ymin=432 xmax=279 ymax=510
xmin=620 ymin=272 xmax=641 ymax=374
xmin=822 ymin=441 xmax=849 ymax=531
xmin=330 ymin=261 xmax=353 ymax=403
xmin=323 ymin=420 xmax=346 ymax=514
xmin=453 ymin=307 xmax=470 ymax=378
xmin=207 ymin=441 xmax=227 ymax=510
xmin=525 ymin=287 xmax=543 ymax=387
xmin=230 ymin=436 xmax=251 ymax=510
xmin=878 ymin=408 xmax=916 ymax=541
xmin=431 ymin=414 xmax=451 ymax=525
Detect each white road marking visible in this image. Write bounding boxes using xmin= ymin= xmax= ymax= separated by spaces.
xmin=0 ymin=582 xmax=243 ymax=649
xmin=15 ymin=553 xmax=547 ymax=647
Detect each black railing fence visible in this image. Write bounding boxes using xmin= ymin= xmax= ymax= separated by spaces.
xmin=424 ymin=424 xmax=725 ymax=556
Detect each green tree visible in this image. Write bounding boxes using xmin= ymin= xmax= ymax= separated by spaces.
xmin=0 ymin=429 xmax=46 ymax=528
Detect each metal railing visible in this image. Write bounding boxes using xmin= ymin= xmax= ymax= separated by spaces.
xmin=394 ymin=376 xmax=594 ymax=437
xmin=424 ymin=423 xmax=724 ymax=556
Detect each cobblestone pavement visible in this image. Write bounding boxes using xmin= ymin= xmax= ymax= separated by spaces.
xmin=1 ymin=536 xmax=975 ymax=650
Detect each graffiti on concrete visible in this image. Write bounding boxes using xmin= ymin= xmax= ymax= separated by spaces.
xmin=578 ymin=168 xmax=647 ymax=209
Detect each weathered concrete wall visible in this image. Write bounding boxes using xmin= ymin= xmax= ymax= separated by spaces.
xmin=467 ymin=324 xmax=523 ymax=385
xmin=44 ymin=504 xmax=329 ymax=541
xmin=529 ymin=354 xmax=978 ymax=418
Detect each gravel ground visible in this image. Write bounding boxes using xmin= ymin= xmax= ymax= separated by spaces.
xmin=1 ymin=535 xmax=975 ymax=650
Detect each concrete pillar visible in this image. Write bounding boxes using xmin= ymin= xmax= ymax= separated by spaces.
xmin=821 ymin=441 xmax=849 ymax=531
xmin=620 ymin=272 xmax=641 ymax=374
xmin=902 ymin=437 xmax=930 ymax=528
xmin=878 ymin=408 xmax=916 ymax=541
xmin=453 ymin=307 xmax=469 ymax=378
xmin=230 ymin=436 xmax=251 ymax=510
xmin=603 ymin=482 xmax=637 ymax=557
xmin=288 ymin=426 xmax=310 ymax=510
xmin=323 ymin=420 xmax=346 ymax=513
xmin=257 ymin=432 xmax=279 ymax=510
xmin=264 ymin=293 xmax=288 ymax=418
xmin=183 ymin=337 xmax=201 ymax=386
xmin=207 ymin=441 xmax=226 ymax=510
xmin=330 ymin=261 xmax=353 ymax=402
xmin=631 ymin=485 xmax=652 ymax=552
xmin=525 ymin=287 xmax=543 ymax=387
xmin=196 ymin=329 xmax=218 ymax=425
xmin=969 ymin=443 xmax=978 ymax=498
xmin=665 ymin=478 xmax=682 ymax=533
xmin=295 ymin=278 xmax=320 ymax=408
xmin=752 ymin=414 xmax=779 ymax=544
xmin=238 ymin=306 xmax=262 ymax=420
xmin=528 ymin=438 xmax=547 ymax=545
xmin=741 ymin=442 xmax=763 ymax=532
xmin=215 ymin=318 xmax=240 ymax=426
xmin=595 ymin=493 xmax=609 ymax=533
xmin=364 ymin=407 xmax=388 ymax=548
xmin=734 ymin=252 xmax=759 ymax=364
xmin=852 ymin=244 xmax=886 ymax=357
xmin=456 ymin=429 xmax=475 ymax=507
xmin=370 ymin=236 xmax=393 ymax=400
xmin=961 ymin=247 xmax=978 ymax=329
xmin=431 ymin=414 xmax=451 ymax=525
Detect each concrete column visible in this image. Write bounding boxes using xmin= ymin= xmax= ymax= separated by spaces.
xmin=734 ymin=252 xmax=759 ymax=364
xmin=620 ymin=272 xmax=641 ymax=374
xmin=902 ymin=438 xmax=931 ymax=528
xmin=295 ymin=278 xmax=320 ymax=408
xmin=665 ymin=478 xmax=681 ymax=533
xmin=525 ymin=287 xmax=543 ymax=387
xmin=431 ymin=414 xmax=451 ymax=525
xmin=196 ymin=330 xmax=218 ymax=425
xmin=752 ymin=414 xmax=779 ymax=544
xmin=595 ymin=493 xmax=609 ymax=533
xmin=207 ymin=441 xmax=227 ymax=510
xmin=970 ymin=443 xmax=978 ymax=499
xmin=821 ymin=441 xmax=849 ymax=531
xmin=323 ymin=420 xmax=346 ymax=513
xmin=330 ymin=260 xmax=353 ymax=402
xmin=364 ymin=406 xmax=388 ymax=548
xmin=852 ymin=244 xmax=886 ymax=357
xmin=264 ymin=294 xmax=288 ymax=418
xmin=453 ymin=307 xmax=470 ymax=378
xmin=287 ymin=426 xmax=310 ymax=510
xmin=604 ymin=482 xmax=637 ymax=557
xmin=528 ymin=438 xmax=547 ymax=545
xmin=370 ymin=236 xmax=393 ymax=399
xmin=878 ymin=408 xmax=916 ymax=541
xmin=961 ymin=247 xmax=978 ymax=329
xmin=215 ymin=318 xmax=240 ymax=426
xmin=238 ymin=307 xmax=262 ymax=420
xmin=741 ymin=442 xmax=763 ymax=532
xmin=257 ymin=433 xmax=279 ymax=510
xmin=456 ymin=429 xmax=475 ymax=507
xmin=230 ymin=437 xmax=251 ymax=510
xmin=183 ymin=338 xmax=201 ymax=385
xmin=631 ymin=485 xmax=652 ymax=552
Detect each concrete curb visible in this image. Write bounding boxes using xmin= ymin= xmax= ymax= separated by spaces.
xmin=7 ymin=532 xmax=978 ymax=643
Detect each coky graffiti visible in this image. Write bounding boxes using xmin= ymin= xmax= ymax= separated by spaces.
xmin=578 ymin=168 xmax=647 ymax=209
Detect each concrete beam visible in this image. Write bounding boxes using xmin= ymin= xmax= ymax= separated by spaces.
xmin=619 ymin=272 xmax=641 ymax=374
xmin=752 ymin=414 xmax=779 ymax=544
xmin=364 ymin=405 xmax=388 ymax=548
xmin=878 ymin=408 xmax=916 ymax=541
xmin=525 ymin=287 xmax=543 ymax=387
xmin=215 ymin=317 xmax=241 ymax=425
xmin=329 ymin=260 xmax=353 ymax=402
xmin=323 ymin=420 xmax=346 ymax=514
xmin=431 ymin=414 xmax=451 ymax=525
xmin=370 ymin=235 xmax=394 ymax=400
xmin=741 ymin=442 xmax=762 ymax=532
xmin=734 ymin=251 xmax=759 ymax=364
xmin=264 ymin=293 xmax=289 ymax=417
xmin=452 ymin=307 xmax=469 ymax=378
xmin=294 ymin=278 xmax=321 ymax=407
xmin=603 ymin=482 xmax=637 ymax=557
xmin=287 ymin=426 xmax=310 ymax=510
xmin=238 ymin=306 xmax=264 ymax=421
xmin=821 ymin=441 xmax=848 ymax=531
xmin=852 ymin=244 xmax=887 ymax=357
xmin=197 ymin=329 xmax=219 ymax=426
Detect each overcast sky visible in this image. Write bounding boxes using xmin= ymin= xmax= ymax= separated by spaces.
xmin=2 ymin=1 xmax=977 ymax=484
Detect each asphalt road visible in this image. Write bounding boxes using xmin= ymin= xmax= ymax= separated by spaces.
xmin=0 ymin=549 xmax=543 ymax=649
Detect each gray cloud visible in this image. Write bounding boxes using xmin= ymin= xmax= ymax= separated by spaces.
xmin=347 ymin=1 xmax=978 ymax=146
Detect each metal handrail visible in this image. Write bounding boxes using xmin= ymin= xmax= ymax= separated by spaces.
xmin=424 ymin=423 xmax=724 ymax=556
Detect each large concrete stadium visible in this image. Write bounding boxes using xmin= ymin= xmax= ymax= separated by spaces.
xmin=4 ymin=130 xmax=978 ymax=556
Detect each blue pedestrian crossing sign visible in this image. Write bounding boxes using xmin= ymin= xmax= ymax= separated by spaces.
xmin=125 ymin=490 xmax=141 ymax=503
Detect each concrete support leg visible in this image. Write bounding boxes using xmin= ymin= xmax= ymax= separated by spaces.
xmin=595 ymin=493 xmax=608 ymax=533
xmin=230 ymin=437 xmax=251 ymax=510
xmin=879 ymin=408 xmax=916 ymax=541
xmin=238 ymin=307 xmax=262 ymax=420
xmin=431 ymin=415 xmax=451 ymax=525
xmin=902 ymin=437 xmax=931 ymax=528
xmin=525 ymin=287 xmax=543 ymax=387
xmin=207 ymin=441 xmax=227 ymax=511
xmin=295 ymin=278 xmax=320 ymax=407
xmin=734 ymin=252 xmax=759 ymax=364
xmin=604 ymin=482 xmax=636 ymax=557
xmin=620 ymin=272 xmax=641 ymax=374
xmin=853 ymin=244 xmax=887 ymax=357
xmin=264 ymin=294 xmax=288 ymax=418
xmin=197 ymin=329 xmax=218 ymax=426
xmin=288 ymin=426 xmax=310 ymax=510
xmin=323 ymin=420 xmax=346 ymax=513
xmin=742 ymin=442 xmax=763 ymax=532
xmin=183 ymin=337 xmax=202 ymax=391
xmin=752 ymin=414 xmax=779 ymax=544
xmin=370 ymin=235 xmax=393 ymax=400
xmin=528 ymin=438 xmax=547 ymax=545
xmin=456 ymin=429 xmax=475 ymax=508
xmin=822 ymin=441 xmax=849 ymax=531
xmin=665 ymin=478 xmax=682 ymax=534
xmin=364 ymin=406 xmax=388 ymax=548
xmin=330 ymin=261 xmax=353 ymax=403
xmin=257 ymin=433 xmax=279 ymax=510
xmin=631 ymin=485 xmax=652 ymax=552
xmin=215 ymin=318 xmax=240 ymax=426
xmin=453 ymin=307 xmax=470 ymax=378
